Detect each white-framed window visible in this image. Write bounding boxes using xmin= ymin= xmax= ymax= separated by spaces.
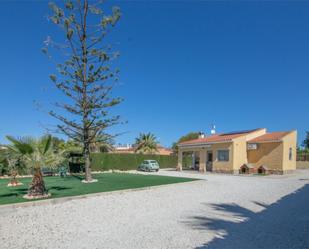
xmin=247 ymin=143 xmax=258 ymax=150
xmin=289 ymin=147 xmax=293 ymax=161
xmin=217 ymin=150 xmax=229 ymax=162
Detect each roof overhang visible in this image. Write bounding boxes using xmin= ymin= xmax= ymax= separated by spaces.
xmin=178 ymin=140 xmax=233 ymax=148
xmin=247 ymin=140 xmax=283 ymax=144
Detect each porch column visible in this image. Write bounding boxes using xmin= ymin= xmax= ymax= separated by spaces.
xmin=192 ymin=152 xmax=195 ymax=168
xmin=177 ymin=149 xmax=183 ymax=171
xmin=199 ymin=149 xmax=206 ymax=173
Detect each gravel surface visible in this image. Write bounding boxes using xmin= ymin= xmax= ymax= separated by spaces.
xmin=1 ymin=169 xmax=309 ymax=249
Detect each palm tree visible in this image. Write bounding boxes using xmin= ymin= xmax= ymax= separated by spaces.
xmin=90 ymin=134 xmax=115 ymax=153
xmin=134 ymin=133 xmax=158 ymax=154
xmin=6 ymin=135 xmax=65 ymax=198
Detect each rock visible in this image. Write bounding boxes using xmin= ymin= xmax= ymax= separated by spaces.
xmin=7 ymin=182 xmax=24 ymax=187
xmin=23 ymin=193 xmax=51 ymax=200
xmin=81 ymin=179 xmax=98 ymax=184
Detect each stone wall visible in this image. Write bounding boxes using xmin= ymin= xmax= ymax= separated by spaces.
xmin=297 ymin=161 xmax=309 ymax=169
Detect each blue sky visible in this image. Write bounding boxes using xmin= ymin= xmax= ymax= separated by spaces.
xmin=0 ymin=0 xmax=308 ymax=147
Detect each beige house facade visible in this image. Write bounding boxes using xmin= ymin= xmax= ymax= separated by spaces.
xmin=177 ymin=128 xmax=297 ymax=174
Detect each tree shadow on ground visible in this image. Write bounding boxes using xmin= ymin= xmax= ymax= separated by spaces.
xmin=48 ymin=186 xmax=72 ymax=191
xmin=189 ymin=184 xmax=309 ymax=249
xmin=71 ymin=174 xmax=84 ymax=180
xmin=0 ymin=187 xmax=28 ymax=198
xmin=0 ymin=193 xmax=20 ymax=198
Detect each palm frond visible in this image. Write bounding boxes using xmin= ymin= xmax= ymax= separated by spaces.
xmin=5 ymin=135 xmax=66 ymax=170
xmin=41 ymin=135 xmax=52 ymax=155
xmin=134 ymin=132 xmax=158 ymax=154
xmin=6 ymin=136 xmax=34 ymax=155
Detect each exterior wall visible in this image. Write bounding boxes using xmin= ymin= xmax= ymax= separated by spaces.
xmin=282 ymin=131 xmax=297 ymax=172
xmin=229 ymin=129 xmax=268 ymax=173
xmin=156 ymin=148 xmax=173 ymax=155
xmin=232 ymin=137 xmax=248 ymax=172
xmin=211 ymin=142 xmax=234 ymax=173
xmin=247 ymin=142 xmax=284 ymax=173
xmin=112 ymin=150 xmax=135 ymax=154
xmin=247 ymin=131 xmax=297 ymax=174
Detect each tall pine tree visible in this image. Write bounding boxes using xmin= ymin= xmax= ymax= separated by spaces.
xmin=44 ymin=0 xmax=122 ymax=182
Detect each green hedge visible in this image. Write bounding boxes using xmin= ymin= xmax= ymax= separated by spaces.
xmin=90 ymin=153 xmax=191 ymax=171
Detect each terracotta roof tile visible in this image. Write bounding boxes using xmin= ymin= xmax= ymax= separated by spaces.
xmin=248 ymin=132 xmax=291 ymax=143
xmin=179 ymin=129 xmax=262 ymax=145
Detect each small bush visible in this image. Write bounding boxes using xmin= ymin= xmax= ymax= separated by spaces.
xmin=0 ymin=162 xmax=8 ymax=176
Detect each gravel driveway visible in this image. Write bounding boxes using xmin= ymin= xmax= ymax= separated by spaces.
xmin=1 ymin=169 xmax=309 ymax=249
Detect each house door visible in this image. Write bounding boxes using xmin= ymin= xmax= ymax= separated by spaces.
xmin=206 ymin=151 xmax=213 ymax=172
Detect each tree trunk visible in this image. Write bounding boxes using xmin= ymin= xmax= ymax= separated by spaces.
xmin=10 ymin=170 xmax=18 ymax=185
xmin=81 ymin=0 xmax=92 ymax=183
xmin=28 ymin=168 xmax=48 ymax=196
xmin=84 ymin=146 xmax=93 ymax=182
xmin=8 ymin=170 xmax=22 ymax=187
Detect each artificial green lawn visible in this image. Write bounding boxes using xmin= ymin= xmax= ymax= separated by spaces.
xmin=0 ymin=173 xmax=196 ymax=205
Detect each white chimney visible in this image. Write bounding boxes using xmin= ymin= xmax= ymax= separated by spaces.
xmin=210 ymin=124 xmax=216 ymax=135
xmin=199 ymin=132 xmax=205 ymax=139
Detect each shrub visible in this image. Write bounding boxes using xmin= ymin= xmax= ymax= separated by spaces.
xmin=90 ymin=153 xmax=191 ymax=171
xmin=0 ymin=162 xmax=8 ymax=176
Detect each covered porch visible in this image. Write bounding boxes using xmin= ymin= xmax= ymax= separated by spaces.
xmin=177 ymin=146 xmax=213 ymax=173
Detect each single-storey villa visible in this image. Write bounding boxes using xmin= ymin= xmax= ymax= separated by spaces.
xmin=177 ymin=128 xmax=297 ymax=174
